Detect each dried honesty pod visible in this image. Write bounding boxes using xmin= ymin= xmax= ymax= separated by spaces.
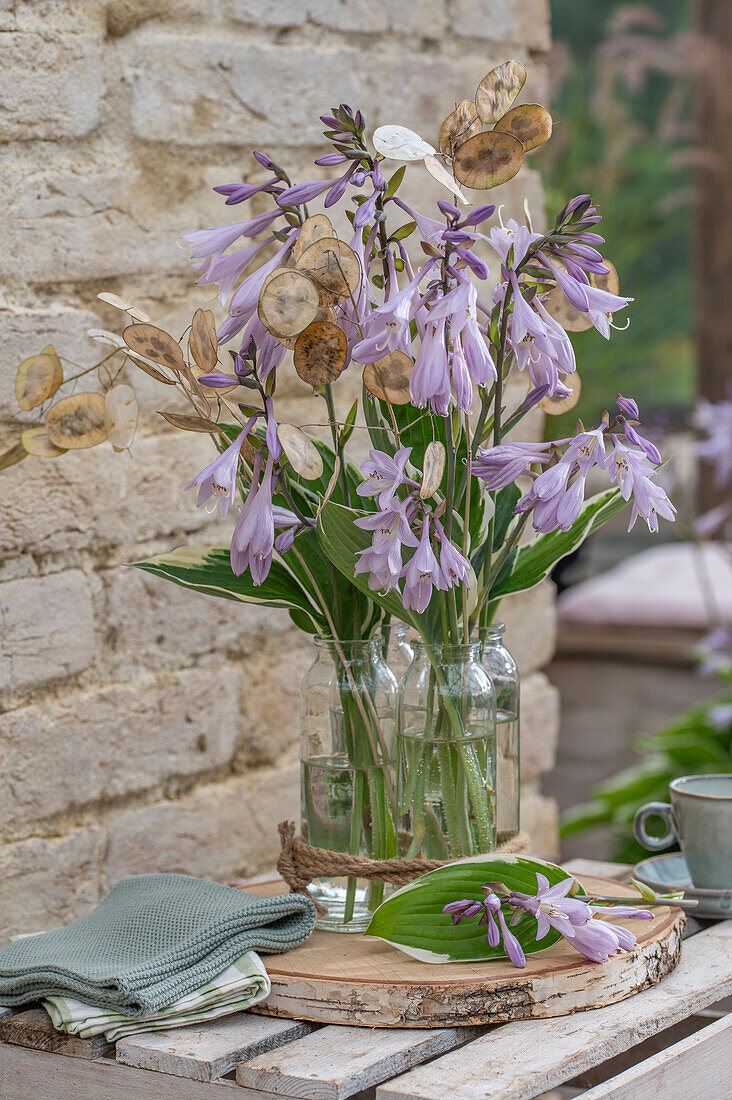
xmin=258 ymin=269 xmax=320 ymax=339
xmin=591 ymin=259 xmax=620 ymax=297
xmin=21 ymin=427 xmax=67 ymax=458
xmin=97 ymin=291 xmax=151 ymax=324
xmin=123 ymin=323 xmax=185 ymax=374
xmin=87 ymin=328 xmax=176 ymax=384
xmin=189 ymin=308 xmax=218 ymax=374
xmin=372 ymin=124 xmax=436 ymax=162
xmin=452 ymin=130 xmax=524 ymax=190
xmin=420 ymin=440 xmax=446 ymax=499
xmin=159 ymin=411 xmax=222 ymax=433
xmin=423 ymin=155 xmax=470 ymax=205
xmin=292 ymin=214 xmax=334 ymax=264
xmin=104 ymin=384 xmax=139 ymax=451
xmin=475 ymin=60 xmax=527 ymax=125
xmin=493 ymin=103 xmax=553 ymax=152
xmin=45 ymin=392 xmax=107 ymax=450
xmin=362 ymin=350 xmax=413 ymax=405
xmin=297 ymin=238 xmax=361 ymax=304
xmin=539 ymin=374 xmax=582 ymax=416
xmin=0 ymin=441 xmax=27 ymax=470
xmin=15 ymin=345 xmax=63 ymax=411
xmin=293 ymin=320 xmax=348 ymax=386
xmin=439 ymin=99 xmax=481 ymax=160
xmin=277 ymin=422 xmax=324 ymax=480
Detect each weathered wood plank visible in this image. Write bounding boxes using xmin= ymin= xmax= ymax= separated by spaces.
xmin=117 ymin=1014 xmax=318 ymax=1081
xmin=236 ymin=1023 xmax=484 ymax=1099
xmin=377 ymin=921 xmax=732 ymax=1100
xmin=0 ymin=1041 xmax=281 ymax=1099
xmin=0 ymin=1007 xmax=112 ymax=1059
xmin=580 ymin=1013 xmax=732 ymax=1099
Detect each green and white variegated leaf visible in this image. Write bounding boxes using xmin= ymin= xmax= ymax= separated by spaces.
xmin=132 ymin=545 xmax=327 ymax=633
xmin=365 ymin=853 xmax=584 ymax=963
xmin=490 ymin=486 xmax=628 ymax=600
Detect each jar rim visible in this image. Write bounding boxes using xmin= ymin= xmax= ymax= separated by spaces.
xmin=410 ymin=640 xmax=483 ymax=659
xmin=479 ymin=623 xmax=506 ymax=639
xmin=313 ymin=636 xmax=379 ymax=648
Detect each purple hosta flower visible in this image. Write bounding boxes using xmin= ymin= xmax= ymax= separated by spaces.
xmin=393 ymin=197 xmax=447 ymax=247
xmin=443 ymin=898 xmax=483 ymax=925
xmin=541 ymin=255 xmax=633 ymax=338
xmin=276 ymin=178 xmax=333 ymax=207
xmin=357 ymin=447 xmax=417 ymax=509
xmin=607 ymin=438 xmax=675 ymax=533
xmin=509 ymin=273 xmax=549 ymax=345
xmin=195 ymin=235 xmax=276 ymax=305
xmin=695 ymin=397 xmax=732 ymax=487
xmin=314 ymin=151 xmax=348 ymax=166
xmin=516 ymin=462 xmax=587 ymax=534
xmin=402 ymin=513 xmax=447 ymax=612
xmin=708 ymin=702 xmax=732 ymax=733
xmin=616 ymin=394 xmax=639 ymax=421
xmin=230 ymin=452 xmax=276 ymax=584
xmin=182 ymin=209 xmax=284 ymax=263
xmin=273 ymin=506 xmax=307 ymax=554
xmin=433 ymin=518 xmax=471 ymax=590
xmin=621 ymin=420 xmax=662 ymax=466
xmin=213 ymin=177 xmax=281 ymax=205
xmin=410 ymin=318 xmax=451 ymax=415
xmin=352 ymin=257 xmax=434 ymax=363
xmin=474 ymin=441 xmax=553 ymax=491
xmin=442 ymin=891 xmax=525 ymax=967
xmin=354 ymin=500 xmax=419 ymax=592
xmin=697 ymin=625 xmax=732 ymax=677
xmin=185 ymin=421 xmax=255 ymax=516
xmin=458 ymin=203 xmax=496 ymax=230
xmin=487 ymin=216 xmax=542 ymax=267
xmin=264 ymin=396 xmax=281 ymax=461
xmin=626 ymin=469 xmax=677 ymax=534
xmin=429 ymin=278 xmax=496 ymax=391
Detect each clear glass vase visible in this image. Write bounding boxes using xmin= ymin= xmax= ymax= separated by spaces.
xmin=300 ymin=637 xmax=397 ymax=932
xmin=397 ymin=642 xmax=496 ymax=860
xmin=375 ymin=620 xmax=413 ymax=684
xmin=480 ymin=624 xmax=520 ymax=844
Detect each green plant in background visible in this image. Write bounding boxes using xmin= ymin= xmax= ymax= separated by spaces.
xmin=545 ymin=0 xmax=694 ymax=436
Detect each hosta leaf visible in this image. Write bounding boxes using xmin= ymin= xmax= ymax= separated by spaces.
xmin=366 ymin=854 xmax=585 ymax=963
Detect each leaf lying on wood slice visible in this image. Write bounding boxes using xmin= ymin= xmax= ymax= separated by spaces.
xmin=159 ymin=411 xmax=221 ymax=433
xmin=21 ymin=427 xmax=67 ymax=458
xmin=372 ymin=124 xmax=436 ymax=161
xmin=96 ymin=291 xmax=151 ymax=323
xmin=539 ymin=373 xmax=582 ymax=415
xmin=452 ymin=131 xmax=524 ymax=190
xmin=123 ymin=323 xmax=185 ymax=373
xmin=0 ymin=441 xmax=28 ymax=470
xmin=420 ymin=440 xmax=446 ymax=499
xmin=493 ymin=103 xmax=553 ymax=152
xmin=277 ymin=423 xmax=324 ymax=480
xmin=258 ymin=269 xmax=320 ymax=339
xmin=15 ymin=346 xmax=63 ymax=410
xmin=292 ymin=214 xmax=334 ymax=264
xmin=439 ymin=99 xmax=482 ymax=159
xmin=45 ymin=392 xmax=107 ymax=450
xmin=475 ymin=60 xmax=527 ymax=125
xmin=366 ymin=854 xmax=584 ymax=963
xmin=423 ymin=155 xmax=470 ymax=205
xmin=293 ymin=320 xmax=348 ymax=385
xmin=104 ymin=384 xmax=139 ymax=451
xmin=362 ymin=350 xmax=413 ymax=405
xmin=296 ymin=238 xmax=361 ymax=304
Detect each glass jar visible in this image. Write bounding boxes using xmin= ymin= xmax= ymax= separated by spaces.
xmin=397 ymin=642 xmax=496 ymax=860
xmin=375 ymin=620 xmax=413 ymax=684
xmin=300 ymin=637 xmax=397 ymax=932
xmin=480 ymin=624 xmax=520 ymax=844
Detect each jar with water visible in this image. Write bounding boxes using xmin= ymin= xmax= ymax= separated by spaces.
xmin=300 ymin=637 xmax=397 ymax=932
xmin=480 ymin=624 xmax=520 ymax=843
xmin=397 ymin=641 xmax=496 ymax=860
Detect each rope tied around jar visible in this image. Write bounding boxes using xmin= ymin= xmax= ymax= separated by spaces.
xmin=274 ymin=821 xmax=532 ymax=915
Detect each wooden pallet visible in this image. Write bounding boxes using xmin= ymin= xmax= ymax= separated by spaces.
xmin=0 ymin=861 xmax=730 ymax=1100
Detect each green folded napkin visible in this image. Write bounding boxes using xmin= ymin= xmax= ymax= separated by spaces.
xmin=0 ymin=873 xmax=315 ymax=1015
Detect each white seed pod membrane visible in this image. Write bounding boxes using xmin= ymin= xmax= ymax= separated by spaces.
xmin=104 ymin=384 xmax=139 ymax=451
xmin=45 ymin=392 xmax=107 ymax=450
xmin=372 ymin=124 xmax=436 ymax=161
xmin=420 ymin=440 xmax=446 ymax=499
xmin=423 ymin=155 xmax=470 ymax=205
xmin=277 ymin=423 xmax=324 ymax=480
xmin=21 ymin=427 xmax=66 ymax=458
xmin=15 ymin=346 xmax=63 ymax=411
xmin=258 ymin=269 xmax=320 ymax=338
xmin=475 ymin=60 xmax=527 ymax=124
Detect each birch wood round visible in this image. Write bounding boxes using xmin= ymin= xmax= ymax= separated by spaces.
xmin=245 ymin=876 xmax=685 ymax=1027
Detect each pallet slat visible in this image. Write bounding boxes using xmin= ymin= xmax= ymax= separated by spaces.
xmin=116 ymin=1013 xmax=318 ymax=1081
xmin=0 ymin=1007 xmax=112 ymax=1059
xmin=580 ymin=1013 xmax=732 ymax=1099
xmin=376 ymin=921 xmax=732 ymax=1100
xmin=236 ymin=1023 xmax=484 ymax=1099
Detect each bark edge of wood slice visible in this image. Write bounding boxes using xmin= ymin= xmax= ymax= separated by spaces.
xmin=245 ymin=875 xmax=685 ymax=1027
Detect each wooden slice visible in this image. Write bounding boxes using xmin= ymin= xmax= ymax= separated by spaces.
xmin=293 ymin=321 xmax=348 ymax=385
xmin=494 ymin=103 xmax=553 ymax=152
xmin=243 ymin=876 xmax=685 ymax=1028
xmin=453 ymin=131 xmax=524 ymax=190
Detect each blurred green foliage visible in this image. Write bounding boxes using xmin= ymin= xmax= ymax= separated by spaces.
xmin=545 ymin=0 xmax=695 ymax=436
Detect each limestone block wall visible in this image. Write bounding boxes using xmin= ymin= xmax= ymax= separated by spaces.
xmin=0 ymin=0 xmax=556 ymax=938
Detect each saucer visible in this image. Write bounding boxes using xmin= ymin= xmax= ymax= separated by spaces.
xmin=633 ymin=853 xmax=732 ymax=920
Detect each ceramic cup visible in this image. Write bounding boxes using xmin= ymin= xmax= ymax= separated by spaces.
xmin=633 ymin=774 xmax=732 ymax=889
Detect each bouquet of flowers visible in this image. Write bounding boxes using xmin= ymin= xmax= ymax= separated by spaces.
xmin=2 ymin=62 xmax=675 ymax=924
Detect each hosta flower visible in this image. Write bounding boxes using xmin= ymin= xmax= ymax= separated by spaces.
xmin=410 ymin=318 xmax=451 ymax=415
xmin=195 ymin=236 xmax=276 ymax=305
xmin=442 ymin=890 xmax=525 ymax=967
xmin=402 ymin=513 xmax=446 ymax=612
xmin=354 ymin=499 xmax=419 ymax=590
xmin=182 ymin=210 xmax=284 ymax=262
xmin=474 ymin=441 xmax=553 ymax=491
xmin=357 ymin=447 xmax=417 ymax=509
xmin=487 ymin=216 xmax=541 ymax=267
xmin=695 ymin=397 xmax=732 ymax=486
xmin=185 ymin=420 xmax=256 ymax=516
xmin=352 ymin=257 xmax=434 ymax=364
xmin=273 ymin=506 xmax=307 ymax=553
xmin=230 ymin=453 xmax=276 ymax=584
xmin=434 ymin=518 xmax=471 ymax=589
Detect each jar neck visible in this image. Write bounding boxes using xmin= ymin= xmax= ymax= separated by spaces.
xmin=384 ymin=621 xmax=408 ymax=640
xmin=411 ymin=640 xmax=483 ymax=664
xmin=313 ymin=637 xmax=378 ymax=662
xmin=479 ymin=624 xmax=506 ymax=646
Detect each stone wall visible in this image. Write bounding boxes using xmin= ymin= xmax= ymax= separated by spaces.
xmin=0 ymin=0 xmax=556 ymax=938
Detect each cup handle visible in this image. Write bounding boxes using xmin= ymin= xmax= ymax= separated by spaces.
xmin=633 ymin=802 xmax=678 ymax=851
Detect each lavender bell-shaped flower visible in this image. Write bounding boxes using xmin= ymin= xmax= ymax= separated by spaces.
xmin=356 ymin=447 xmax=417 ymax=509
xmin=231 ymin=453 xmax=277 ymax=584
xmin=402 ymin=513 xmax=446 ymax=613
xmin=185 ymin=419 xmax=256 ymax=516
xmin=410 ymin=318 xmax=451 ymax=415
